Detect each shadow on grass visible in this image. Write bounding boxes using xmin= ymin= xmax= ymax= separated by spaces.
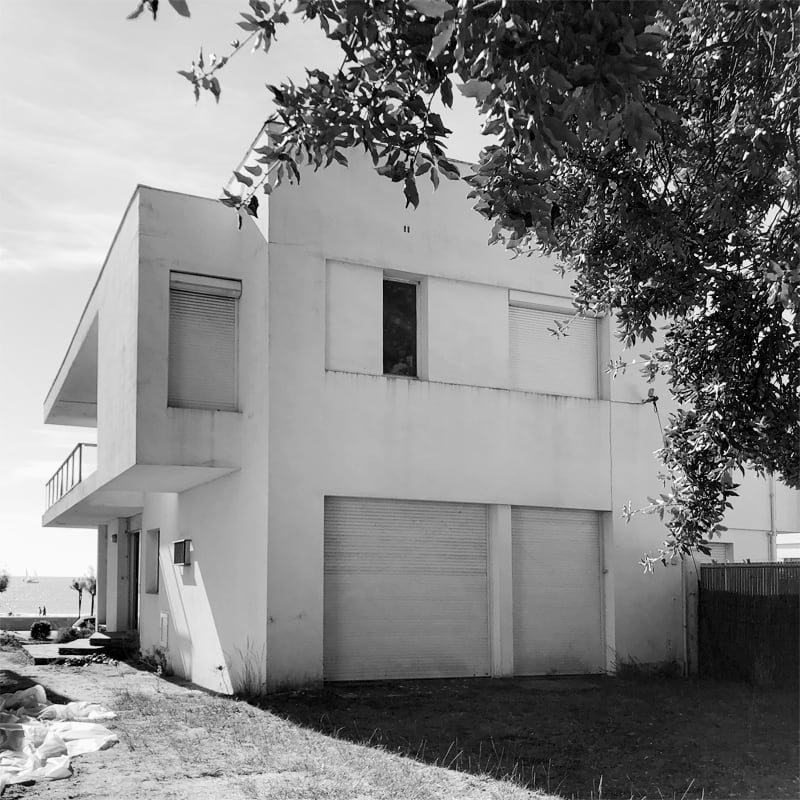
xmin=262 ymin=675 xmax=799 ymax=800
xmin=0 ymin=668 xmax=74 ymax=705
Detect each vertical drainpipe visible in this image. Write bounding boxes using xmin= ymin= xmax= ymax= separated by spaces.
xmin=768 ymin=473 xmax=778 ymax=562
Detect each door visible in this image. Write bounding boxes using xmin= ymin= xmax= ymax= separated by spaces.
xmin=324 ymin=497 xmax=490 ymax=681
xmin=511 ymin=507 xmax=603 ymax=674
xmin=127 ymin=530 xmax=140 ymax=631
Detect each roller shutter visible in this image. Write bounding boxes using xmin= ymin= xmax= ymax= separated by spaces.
xmin=324 ymin=497 xmax=490 ymax=681
xmin=168 ymin=288 xmax=238 ymax=410
xmin=512 ymin=507 xmax=603 ymax=674
xmin=697 ymin=541 xmax=734 ymax=563
xmin=509 ymin=306 xmax=598 ymax=397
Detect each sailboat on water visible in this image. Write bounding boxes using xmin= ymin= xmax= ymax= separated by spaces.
xmin=23 ymin=569 xmax=39 ymax=584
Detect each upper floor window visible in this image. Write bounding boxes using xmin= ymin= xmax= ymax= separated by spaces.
xmin=383 ymin=278 xmax=417 ymax=377
xmin=168 ymin=272 xmax=241 ymax=411
xmin=508 ymin=298 xmax=598 ymax=398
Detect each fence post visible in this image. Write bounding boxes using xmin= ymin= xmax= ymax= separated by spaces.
xmin=684 ymin=558 xmax=700 ymax=676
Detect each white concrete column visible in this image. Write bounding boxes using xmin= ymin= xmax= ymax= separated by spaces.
xmin=105 ymin=518 xmax=129 ymax=631
xmin=487 ymin=504 xmax=514 ymax=677
xmin=96 ymin=526 xmax=108 ymax=625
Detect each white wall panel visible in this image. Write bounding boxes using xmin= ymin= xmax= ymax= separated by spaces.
xmin=325 ymin=260 xmax=383 ymax=375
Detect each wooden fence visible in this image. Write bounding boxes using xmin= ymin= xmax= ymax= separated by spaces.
xmin=698 ymin=563 xmax=799 ymax=686
xmin=699 ymin=562 xmax=800 ymax=595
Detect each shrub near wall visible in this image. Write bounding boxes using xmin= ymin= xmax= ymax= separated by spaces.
xmin=698 ymin=588 xmax=800 ymax=687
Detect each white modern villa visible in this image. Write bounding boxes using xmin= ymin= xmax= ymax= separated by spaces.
xmin=42 ymin=153 xmax=800 ymax=693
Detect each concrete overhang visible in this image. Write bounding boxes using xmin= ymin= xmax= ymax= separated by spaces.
xmin=44 ymin=315 xmax=98 ymax=427
xmin=43 ymin=463 xmax=238 ymax=528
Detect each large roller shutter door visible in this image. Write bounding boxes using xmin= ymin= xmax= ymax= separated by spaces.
xmin=512 ymin=507 xmax=603 ymax=674
xmin=509 ymin=306 xmax=598 ymax=397
xmin=324 ymin=497 xmax=490 ymax=681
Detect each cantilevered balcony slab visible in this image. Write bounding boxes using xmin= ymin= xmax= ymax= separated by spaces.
xmin=45 ymin=316 xmax=98 ymax=427
xmin=43 ymin=461 xmax=238 ymax=528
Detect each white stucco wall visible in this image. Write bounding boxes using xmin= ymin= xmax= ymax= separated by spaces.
xmin=262 ymin=156 xmax=697 ymax=683
xmin=130 ymin=188 xmax=269 ymax=690
xmin=55 ymin=157 xmax=798 ymax=693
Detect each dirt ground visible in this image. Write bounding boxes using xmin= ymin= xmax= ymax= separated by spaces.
xmin=0 ymin=649 xmax=232 ymax=800
xmin=0 ymin=649 xmax=550 ymax=800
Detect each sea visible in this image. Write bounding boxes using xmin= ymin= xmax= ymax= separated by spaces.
xmin=0 ymin=576 xmax=85 ymax=616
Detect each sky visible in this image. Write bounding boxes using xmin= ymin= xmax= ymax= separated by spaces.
xmin=0 ymin=1 xmax=486 ymax=576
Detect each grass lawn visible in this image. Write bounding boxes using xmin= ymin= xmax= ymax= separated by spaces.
xmin=263 ymin=675 xmax=799 ymax=799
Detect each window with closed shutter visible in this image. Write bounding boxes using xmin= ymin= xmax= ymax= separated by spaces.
xmin=509 ymin=305 xmax=598 ymax=398
xmin=168 ymin=273 xmax=241 ymax=411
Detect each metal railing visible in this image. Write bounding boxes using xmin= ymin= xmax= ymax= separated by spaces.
xmin=45 ymin=443 xmax=97 ymax=510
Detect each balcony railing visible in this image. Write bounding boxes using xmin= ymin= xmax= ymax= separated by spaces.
xmin=45 ymin=443 xmax=97 ymax=510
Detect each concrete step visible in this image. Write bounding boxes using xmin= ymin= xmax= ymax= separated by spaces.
xmin=57 ymin=640 xmax=104 ymax=656
xmin=89 ymin=630 xmax=138 ymax=656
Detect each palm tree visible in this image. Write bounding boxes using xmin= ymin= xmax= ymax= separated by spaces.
xmin=82 ymin=574 xmax=97 ymax=616
xmin=69 ymin=579 xmax=83 ymax=616
xmin=0 ymin=571 xmax=9 ymax=613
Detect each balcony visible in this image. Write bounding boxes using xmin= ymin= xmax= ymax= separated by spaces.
xmin=45 ymin=443 xmax=97 ymax=510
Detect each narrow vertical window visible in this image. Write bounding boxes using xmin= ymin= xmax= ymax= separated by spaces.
xmin=144 ymin=529 xmax=160 ymax=595
xmin=383 ymin=279 xmax=417 ymax=376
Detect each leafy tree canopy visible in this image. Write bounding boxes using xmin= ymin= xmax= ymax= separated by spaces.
xmin=131 ymin=0 xmax=799 ymax=567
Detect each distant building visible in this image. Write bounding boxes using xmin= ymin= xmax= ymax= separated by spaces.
xmin=42 ymin=154 xmax=800 ymax=692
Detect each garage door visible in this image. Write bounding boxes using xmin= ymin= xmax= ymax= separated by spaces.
xmin=512 ymin=507 xmax=603 ymax=674
xmin=324 ymin=497 xmax=490 ymax=681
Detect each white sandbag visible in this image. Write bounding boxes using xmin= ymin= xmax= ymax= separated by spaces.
xmin=0 ymin=685 xmax=117 ymax=789
xmin=49 ymin=722 xmax=118 ymax=756
xmin=39 ymin=701 xmax=116 ymax=722
xmin=0 ymin=685 xmax=48 ymax=716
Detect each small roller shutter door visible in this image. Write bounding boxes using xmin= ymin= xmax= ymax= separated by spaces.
xmin=509 ymin=306 xmax=598 ymax=397
xmin=324 ymin=497 xmax=490 ymax=681
xmin=512 ymin=507 xmax=603 ymax=674
xmin=697 ymin=541 xmax=734 ymax=563
xmin=168 ymin=289 xmax=238 ymax=410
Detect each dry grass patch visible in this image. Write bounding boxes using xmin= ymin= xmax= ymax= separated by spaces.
xmin=263 ymin=676 xmax=799 ymax=800
xmin=112 ymin=686 xmax=554 ymax=800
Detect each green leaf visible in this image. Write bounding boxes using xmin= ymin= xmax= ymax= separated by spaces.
xmin=404 ymin=175 xmax=420 ymax=209
xmin=233 ymin=171 xmax=253 ymax=187
xmin=458 ymin=80 xmax=492 ymax=103
xmin=428 ymin=19 xmax=455 ymax=60
xmin=168 ymin=0 xmax=190 ymax=16
xmin=408 ymin=0 xmax=451 ymax=19
xmin=543 ymin=116 xmax=580 ymax=150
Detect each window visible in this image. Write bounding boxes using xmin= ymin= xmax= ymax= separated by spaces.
xmin=168 ymin=272 xmax=241 ymax=410
xmin=383 ymin=279 xmax=417 ymax=377
xmin=144 ymin=529 xmax=160 ymax=594
xmin=508 ymin=300 xmax=598 ymax=398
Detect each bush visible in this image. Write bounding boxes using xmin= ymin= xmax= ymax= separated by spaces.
xmin=0 ymin=630 xmax=21 ymax=649
xmin=55 ymin=627 xmax=78 ymax=644
xmin=30 ymin=621 xmax=52 ymax=641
